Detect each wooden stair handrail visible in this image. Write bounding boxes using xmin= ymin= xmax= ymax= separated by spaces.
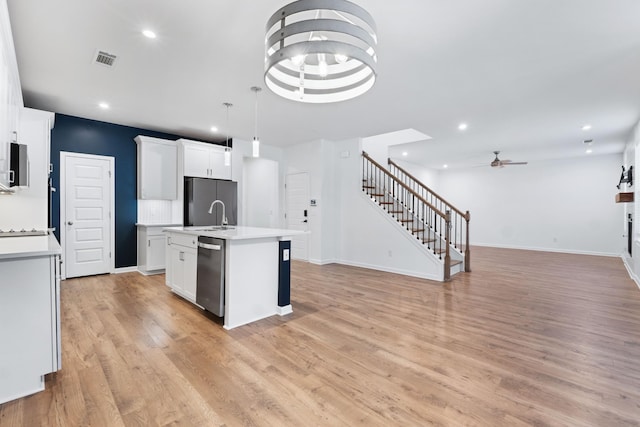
xmin=363 ymin=152 xmax=447 ymax=219
xmin=388 ymin=158 xmax=467 ymax=218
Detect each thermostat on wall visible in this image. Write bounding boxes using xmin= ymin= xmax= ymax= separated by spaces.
xmin=310 ymin=199 xmax=317 ymax=206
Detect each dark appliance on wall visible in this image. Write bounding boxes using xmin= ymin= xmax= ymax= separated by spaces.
xmin=628 ymin=214 xmax=633 ymax=256
xmin=9 ymin=142 xmax=28 ymax=187
xmin=184 ymin=177 xmax=237 ymax=226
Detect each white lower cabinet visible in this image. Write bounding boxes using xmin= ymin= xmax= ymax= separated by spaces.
xmin=0 ymin=252 xmax=61 ymax=404
xmin=165 ymin=232 xmax=197 ymax=302
xmin=137 ymin=226 xmax=172 ymax=274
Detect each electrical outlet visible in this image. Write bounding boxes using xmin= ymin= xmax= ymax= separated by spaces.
xmin=283 ymin=249 xmax=290 ymax=261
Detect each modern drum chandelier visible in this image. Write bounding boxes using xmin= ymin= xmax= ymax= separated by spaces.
xmin=264 ymin=0 xmax=378 ymax=103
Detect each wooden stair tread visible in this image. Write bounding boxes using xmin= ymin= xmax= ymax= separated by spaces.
xmin=412 ymin=228 xmax=425 ymax=232
xmin=400 ymin=219 xmax=413 ymax=223
xmin=389 ymin=210 xmax=403 ymax=214
xmin=370 ymin=193 xmax=385 ymax=197
xmin=450 ymin=260 xmax=463 ymax=267
xmin=363 ymin=186 xmax=375 ymax=189
xmin=422 ymin=238 xmax=435 ymax=243
xmin=380 ymin=202 xmax=394 ymax=205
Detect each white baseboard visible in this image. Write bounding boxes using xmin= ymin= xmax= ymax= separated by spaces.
xmin=137 ymin=268 xmax=165 ymax=276
xmin=472 ymin=242 xmax=619 ymax=258
xmin=114 ymin=266 xmax=138 ymax=274
xmin=309 ymin=258 xmax=338 ymax=265
xmin=276 ymin=305 xmax=293 ymax=316
xmin=336 ymin=259 xmax=443 ymax=282
xmin=621 ymin=255 xmax=640 ymax=290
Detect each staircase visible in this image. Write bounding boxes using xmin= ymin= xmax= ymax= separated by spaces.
xmin=362 ymin=152 xmax=470 ymax=281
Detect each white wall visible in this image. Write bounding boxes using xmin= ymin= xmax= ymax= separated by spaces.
xmin=0 ymin=108 xmax=52 ymax=231
xmin=242 ymin=157 xmax=279 ymax=228
xmin=232 ymin=138 xmax=284 ymax=228
xmin=282 ymin=139 xmax=339 ymax=264
xmin=336 ymin=138 xmax=444 ymax=280
xmin=393 ymin=159 xmax=441 ymax=192
xmin=437 ymin=154 xmax=623 ymax=255
xmin=621 ymin=120 xmax=639 ymax=284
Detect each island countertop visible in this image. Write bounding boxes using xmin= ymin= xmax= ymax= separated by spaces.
xmin=163 ymin=225 xmax=306 ymax=241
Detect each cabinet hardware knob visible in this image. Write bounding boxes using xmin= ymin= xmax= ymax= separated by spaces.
xmin=67 ymin=221 xmax=73 ymax=226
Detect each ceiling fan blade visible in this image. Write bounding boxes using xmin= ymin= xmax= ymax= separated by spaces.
xmin=504 ymin=161 xmax=528 ymax=165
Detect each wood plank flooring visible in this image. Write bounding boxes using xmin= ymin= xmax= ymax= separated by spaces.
xmin=1 ymin=247 xmax=640 ymax=426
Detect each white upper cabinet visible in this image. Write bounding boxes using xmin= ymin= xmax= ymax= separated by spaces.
xmin=180 ymin=139 xmax=231 ymax=180
xmin=135 ymin=136 xmax=178 ymax=200
xmin=0 ymin=0 xmax=23 ymax=188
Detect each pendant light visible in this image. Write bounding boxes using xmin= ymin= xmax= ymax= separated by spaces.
xmin=251 ymin=86 xmax=262 ymax=158
xmin=264 ymin=0 xmax=378 ymax=103
xmin=223 ymin=102 xmax=232 ymax=166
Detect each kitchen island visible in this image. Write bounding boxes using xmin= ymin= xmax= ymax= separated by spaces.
xmin=0 ymin=234 xmax=62 ymax=404
xmin=163 ymin=226 xmax=305 ymax=329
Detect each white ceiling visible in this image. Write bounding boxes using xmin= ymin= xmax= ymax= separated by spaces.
xmin=7 ymin=0 xmax=640 ymax=169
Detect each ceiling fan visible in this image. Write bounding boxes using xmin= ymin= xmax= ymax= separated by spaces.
xmin=490 ymin=151 xmax=528 ymax=168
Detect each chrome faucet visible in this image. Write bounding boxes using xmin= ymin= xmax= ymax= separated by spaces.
xmin=208 ymin=199 xmax=228 ymax=228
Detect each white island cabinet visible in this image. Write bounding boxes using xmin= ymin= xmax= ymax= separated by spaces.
xmin=0 ymin=235 xmax=62 ymax=405
xmin=165 ymin=231 xmax=198 ymax=302
xmin=164 ymin=226 xmax=305 ymax=329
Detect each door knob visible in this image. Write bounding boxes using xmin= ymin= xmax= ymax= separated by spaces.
xmin=67 ymin=221 xmax=73 ymax=225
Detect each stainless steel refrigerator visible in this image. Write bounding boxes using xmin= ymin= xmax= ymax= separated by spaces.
xmin=184 ymin=177 xmax=238 ymax=226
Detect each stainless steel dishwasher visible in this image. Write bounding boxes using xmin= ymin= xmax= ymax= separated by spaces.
xmin=196 ymin=236 xmax=225 ymax=317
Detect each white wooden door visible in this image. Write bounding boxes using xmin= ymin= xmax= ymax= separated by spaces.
xmin=61 ymin=153 xmax=114 ymax=278
xmin=285 ymin=172 xmax=309 ymax=261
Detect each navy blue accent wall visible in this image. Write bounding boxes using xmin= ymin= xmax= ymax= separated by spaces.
xmin=278 ymin=240 xmax=291 ymax=307
xmin=50 ymin=114 xmax=183 ymax=269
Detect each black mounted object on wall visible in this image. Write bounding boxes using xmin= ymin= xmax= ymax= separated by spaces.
xmin=617 ymin=165 xmax=633 ymax=190
xmin=9 ymin=142 xmax=28 ymax=187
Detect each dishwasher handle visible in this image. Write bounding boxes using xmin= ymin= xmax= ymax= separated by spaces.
xmin=198 ymin=242 xmax=221 ymax=251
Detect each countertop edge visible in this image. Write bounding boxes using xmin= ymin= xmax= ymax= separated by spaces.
xmin=0 ymin=234 xmax=62 ymax=260
xmin=163 ymin=226 xmax=307 ymax=241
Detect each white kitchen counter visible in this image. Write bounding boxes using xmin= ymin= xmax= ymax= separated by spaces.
xmin=163 ymin=225 xmax=304 ymax=241
xmin=0 ymin=234 xmax=62 ymax=260
xmin=164 ymin=226 xmax=305 ymax=329
xmin=136 ymin=223 xmax=181 ymax=228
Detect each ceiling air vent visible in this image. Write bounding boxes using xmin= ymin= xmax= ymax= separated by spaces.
xmin=93 ymin=50 xmax=117 ymax=67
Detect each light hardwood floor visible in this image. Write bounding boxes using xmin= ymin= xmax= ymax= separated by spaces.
xmin=1 ymin=247 xmax=640 ymax=426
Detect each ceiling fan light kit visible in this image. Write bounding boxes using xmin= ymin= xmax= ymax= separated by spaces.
xmin=264 ymin=0 xmax=378 ymax=103
xmin=491 ymin=151 xmax=528 ymax=168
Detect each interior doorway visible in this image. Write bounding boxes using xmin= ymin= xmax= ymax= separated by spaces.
xmin=285 ymin=172 xmax=309 ymax=261
xmin=60 ymin=152 xmax=115 ymax=278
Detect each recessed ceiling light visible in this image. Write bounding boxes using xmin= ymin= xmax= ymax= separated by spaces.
xmin=582 ymin=124 xmax=592 ymax=131
xmin=586 ymin=148 xmax=593 ymax=154
xmin=458 ymin=123 xmax=468 ymax=131
xmin=443 ymin=164 xmax=448 ymax=169
xmin=210 ymin=126 xmax=218 ymax=133
xmin=142 ymin=29 xmax=157 ymax=39
xmin=402 ymin=152 xmax=408 ymax=157
xmin=98 ymin=102 xmax=109 ymax=109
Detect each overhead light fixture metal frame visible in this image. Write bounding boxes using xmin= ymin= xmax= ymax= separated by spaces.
xmin=264 ymin=0 xmax=378 ymax=103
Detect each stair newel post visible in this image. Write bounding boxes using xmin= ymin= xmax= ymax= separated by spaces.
xmin=444 ymin=210 xmax=451 ymax=281
xmin=464 ymin=210 xmax=471 ymax=272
